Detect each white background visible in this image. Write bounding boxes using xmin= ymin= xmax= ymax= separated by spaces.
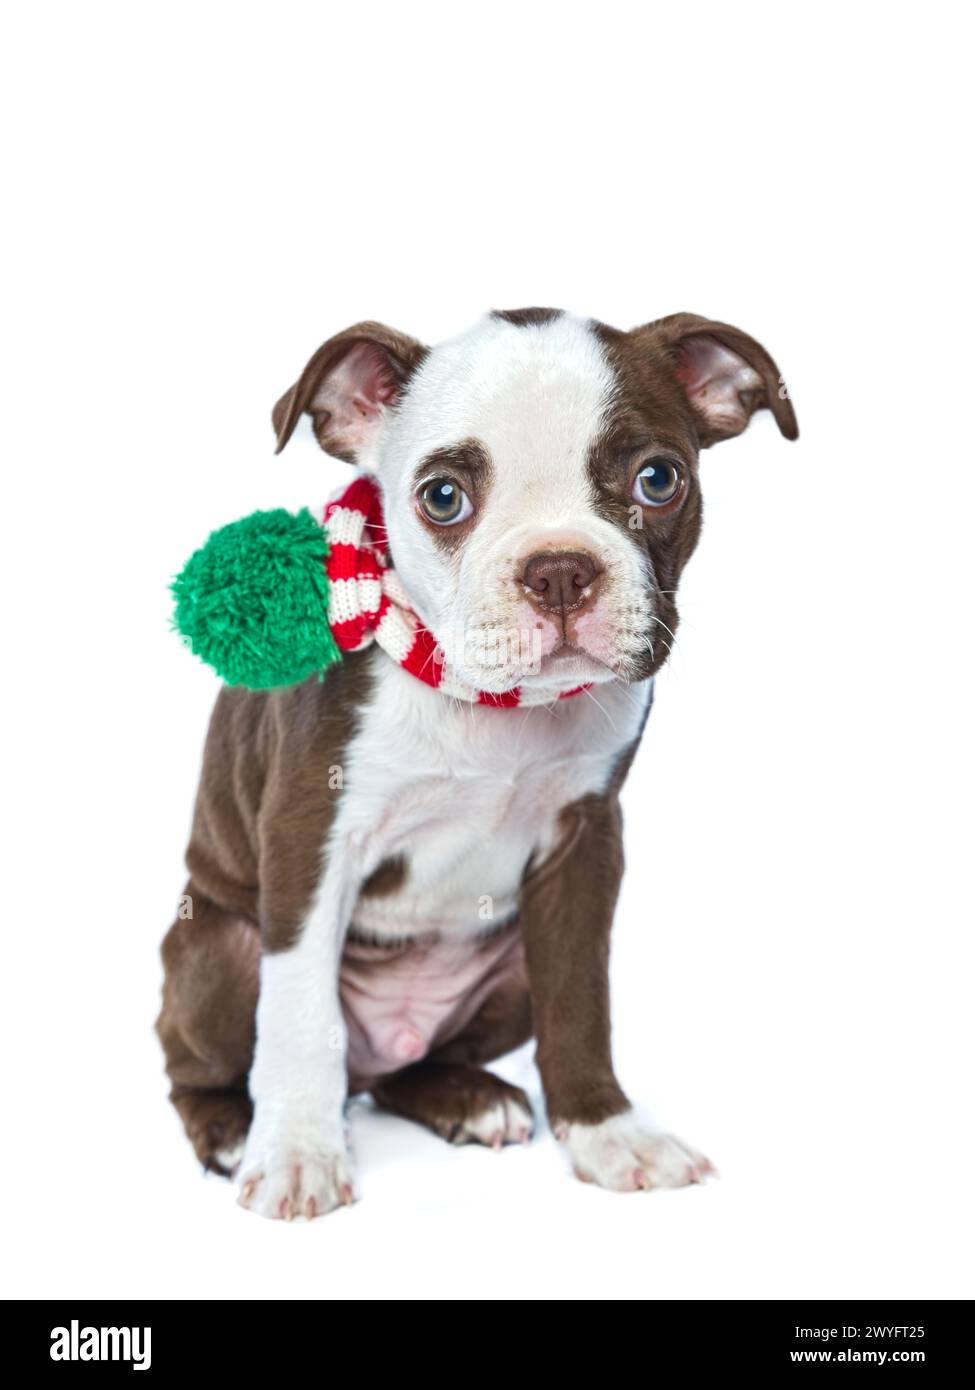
xmin=2 ymin=1 xmax=972 ymax=1300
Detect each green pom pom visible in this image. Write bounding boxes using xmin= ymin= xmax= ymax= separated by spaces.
xmin=172 ymin=508 xmax=341 ymax=689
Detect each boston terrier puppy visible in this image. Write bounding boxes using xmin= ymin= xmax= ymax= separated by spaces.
xmin=157 ymin=307 xmax=797 ymax=1219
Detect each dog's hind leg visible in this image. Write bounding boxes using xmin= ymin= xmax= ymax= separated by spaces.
xmin=156 ymin=888 xmax=259 ymax=1174
xmin=370 ymin=978 xmax=535 ymax=1147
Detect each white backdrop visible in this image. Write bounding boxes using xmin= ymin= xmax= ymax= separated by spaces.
xmin=2 ymin=1 xmax=972 ymax=1300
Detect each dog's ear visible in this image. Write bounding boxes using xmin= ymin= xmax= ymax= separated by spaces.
xmin=648 ymin=313 xmax=798 ymax=447
xmin=272 ymin=322 xmax=428 ymax=459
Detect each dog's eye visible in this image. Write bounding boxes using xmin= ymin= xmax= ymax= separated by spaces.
xmin=633 ymin=458 xmax=682 ymax=507
xmin=418 ymin=478 xmax=473 ymax=526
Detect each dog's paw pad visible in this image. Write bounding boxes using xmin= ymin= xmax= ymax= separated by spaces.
xmin=558 ymin=1113 xmax=714 ymax=1192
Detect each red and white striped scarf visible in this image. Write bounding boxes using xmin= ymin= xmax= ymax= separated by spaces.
xmin=323 ymin=475 xmax=591 ymax=708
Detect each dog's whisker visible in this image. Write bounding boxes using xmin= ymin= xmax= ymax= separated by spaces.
xmin=581 ymin=684 xmax=618 ymax=733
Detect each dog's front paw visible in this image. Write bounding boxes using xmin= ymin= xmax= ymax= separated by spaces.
xmin=556 ymin=1112 xmax=715 ymax=1193
xmin=237 ymin=1133 xmax=355 ymax=1220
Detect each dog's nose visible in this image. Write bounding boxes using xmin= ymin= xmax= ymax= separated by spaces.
xmin=521 ymin=551 xmax=599 ymax=611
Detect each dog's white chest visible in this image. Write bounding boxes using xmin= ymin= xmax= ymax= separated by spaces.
xmin=338 ymin=660 xmax=650 ymax=940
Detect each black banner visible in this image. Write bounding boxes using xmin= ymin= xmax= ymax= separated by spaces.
xmin=4 ymin=1300 xmax=971 ymax=1375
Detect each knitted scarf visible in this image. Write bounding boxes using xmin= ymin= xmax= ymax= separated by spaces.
xmin=323 ymin=475 xmax=591 ymax=708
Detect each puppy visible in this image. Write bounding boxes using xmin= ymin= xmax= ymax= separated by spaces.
xmin=157 ymin=307 xmax=797 ymax=1219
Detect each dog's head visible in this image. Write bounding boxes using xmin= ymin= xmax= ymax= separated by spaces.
xmin=273 ymin=308 xmax=797 ymax=694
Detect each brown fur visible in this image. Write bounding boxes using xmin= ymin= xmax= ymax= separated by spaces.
xmin=373 ymin=1065 xmax=532 ymax=1145
xmin=271 ymin=322 xmax=428 ymax=458
xmin=157 ymin=900 xmax=258 ymax=1172
xmin=519 ymin=793 xmax=628 ymax=1126
xmin=183 ymin=651 xmax=375 ymax=953
xmin=156 ymin=653 xmax=375 ymax=1169
xmin=359 ymin=855 xmax=409 ymax=899
xmin=589 ymin=314 xmax=797 ymax=680
xmin=598 ymin=314 xmax=796 ymax=447
xmin=491 ymin=306 xmax=562 ymax=327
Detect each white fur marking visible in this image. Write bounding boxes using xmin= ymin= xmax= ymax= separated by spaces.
xmin=559 ymin=1111 xmax=715 ymax=1192
xmin=380 ymin=314 xmax=654 ymax=691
